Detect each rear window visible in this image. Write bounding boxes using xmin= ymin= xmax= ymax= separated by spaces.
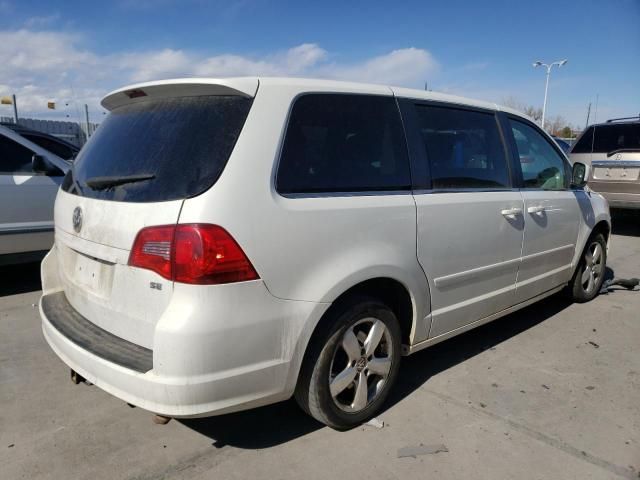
xmin=276 ymin=94 xmax=410 ymax=194
xmin=572 ymin=123 xmax=640 ymax=154
xmin=62 ymin=95 xmax=252 ymax=202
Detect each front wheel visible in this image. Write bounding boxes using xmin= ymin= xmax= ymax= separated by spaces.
xmin=295 ymin=297 xmax=401 ymax=430
xmin=569 ymin=233 xmax=607 ymax=302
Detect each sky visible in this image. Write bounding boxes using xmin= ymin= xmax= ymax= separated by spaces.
xmin=0 ymin=0 xmax=638 ymax=128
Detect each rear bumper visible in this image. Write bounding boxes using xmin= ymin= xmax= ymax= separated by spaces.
xmin=595 ymin=191 xmax=640 ymax=210
xmin=40 ymin=250 xmax=328 ymax=418
xmin=589 ymin=181 xmax=640 ymax=209
xmin=42 ymin=292 xmax=153 ymax=373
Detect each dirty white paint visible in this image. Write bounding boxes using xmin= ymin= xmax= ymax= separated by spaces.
xmin=39 ymin=77 xmax=611 ymax=422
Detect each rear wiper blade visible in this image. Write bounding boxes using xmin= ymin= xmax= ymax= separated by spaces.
xmin=606 ymin=148 xmax=640 ymax=157
xmin=85 ymin=173 xmax=155 ymax=190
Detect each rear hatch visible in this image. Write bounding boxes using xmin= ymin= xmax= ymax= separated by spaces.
xmin=54 ymin=79 xmax=256 ymax=348
xmin=571 ymin=121 xmax=640 ymax=183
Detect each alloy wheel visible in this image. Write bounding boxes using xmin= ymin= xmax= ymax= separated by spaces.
xmin=581 ymin=241 xmax=604 ymax=294
xmin=328 ymin=318 xmax=393 ymax=413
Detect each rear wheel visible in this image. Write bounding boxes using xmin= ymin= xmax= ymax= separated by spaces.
xmin=570 ymin=233 xmax=607 ymax=302
xmin=295 ymin=297 xmax=401 ymax=430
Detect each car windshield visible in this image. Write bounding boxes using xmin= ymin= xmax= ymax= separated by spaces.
xmin=61 ymin=95 xmax=252 ymax=202
xmin=572 ymin=123 xmax=640 ymax=154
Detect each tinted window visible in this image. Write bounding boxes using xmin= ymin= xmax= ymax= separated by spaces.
xmin=62 ymin=96 xmax=252 ymax=202
xmin=413 ymin=105 xmax=509 ymax=189
xmin=23 ymin=134 xmax=77 ymax=160
xmin=510 ymin=119 xmax=568 ymax=190
xmin=572 ymin=123 xmax=640 ymax=154
xmin=0 ymin=135 xmax=35 ymax=174
xmin=276 ymin=94 xmax=410 ymax=194
xmin=552 ymin=137 xmax=571 ymax=153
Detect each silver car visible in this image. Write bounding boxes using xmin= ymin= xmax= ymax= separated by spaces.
xmin=0 ymin=124 xmax=70 ymax=265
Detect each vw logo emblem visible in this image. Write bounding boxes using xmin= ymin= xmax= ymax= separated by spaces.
xmin=72 ymin=207 xmax=83 ymax=233
xmin=615 ymin=153 xmax=622 ymax=161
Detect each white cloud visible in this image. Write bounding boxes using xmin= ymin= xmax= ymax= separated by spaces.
xmin=119 ymin=49 xmax=194 ymax=82
xmin=192 ymin=44 xmax=328 ymax=78
xmin=0 ymin=29 xmax=95 ymax=77
xmin=0 ymin=28 xmax=439 ymax=119
xmin=319 ymin=48 xmax=439 ymax=86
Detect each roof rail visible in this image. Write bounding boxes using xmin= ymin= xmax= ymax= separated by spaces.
xmin=606 ymin=114 xmax=640 ymax=123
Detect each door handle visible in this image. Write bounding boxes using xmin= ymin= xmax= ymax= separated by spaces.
xmin=501 ymin=207 xmax=523 ymax=217
xmin=527 ymin=205 xmax=546 ymax=215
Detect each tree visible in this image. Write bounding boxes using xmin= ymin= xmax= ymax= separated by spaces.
xmin=559 ymin=126 xmax=572 ymax=138
xmin=500 ymin=97 xmax=577 ymax=137
xmin=501 ymin=96 xmax=542 ymax=122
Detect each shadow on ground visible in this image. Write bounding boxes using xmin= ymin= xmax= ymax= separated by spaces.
xmin=610 ymin=209 xmax=640 ymax=237
xmin=182 ymin=292 xmax=578 ymax=449
xmin=0 ymin=261 xmax=42 ymax=297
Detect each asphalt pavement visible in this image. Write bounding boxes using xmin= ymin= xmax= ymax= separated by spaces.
xmin=1 ymin=211 xmax=639 ymax=480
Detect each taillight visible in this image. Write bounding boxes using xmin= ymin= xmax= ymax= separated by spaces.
xmin=128 ymin=225 xmax=174 ymax=280
xmin=128 ymin=224 xmax=259 ymax=285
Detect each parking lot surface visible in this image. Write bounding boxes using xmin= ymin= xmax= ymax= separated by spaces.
xmin=1 ymin=212 xmax=639 ymax=480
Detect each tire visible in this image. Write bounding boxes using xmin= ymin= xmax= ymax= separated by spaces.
xmin=294 ymin=296 xmax=401 ymax=430
xmin=569 ymin=233 xmax=607 ymax=303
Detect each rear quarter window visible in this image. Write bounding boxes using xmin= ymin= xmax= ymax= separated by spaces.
xmin=276 ymin=94 xmax=410 ymax=194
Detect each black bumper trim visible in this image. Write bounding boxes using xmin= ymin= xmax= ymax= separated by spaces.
xmin=42 ymin=292 xmax=153 ymax=373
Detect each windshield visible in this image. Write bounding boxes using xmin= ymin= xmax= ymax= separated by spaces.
xmin=62 ymin=95 xmax=252 ymax=202
xmin=572 ymin=123 xmax=640 ymax=154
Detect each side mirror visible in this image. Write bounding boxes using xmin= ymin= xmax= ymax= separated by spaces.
xmin=32 ymin=154 xmax=62 ymax=176
xmin=571 ymin=162 xmax=589 ymax=188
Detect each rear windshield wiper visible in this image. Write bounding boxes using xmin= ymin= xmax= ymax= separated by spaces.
xmin=606 ymin=148 xmax=640 ymax=157
xmin=85 ymin=174 xmax=155 ymax=190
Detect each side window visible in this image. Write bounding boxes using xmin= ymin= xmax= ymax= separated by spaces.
xmin=0 ymin=135 xmax=35 ymax=174
xmin=571 ymin=126 xmax=595 ymax=154
xmin=413 ymin=105 xmax=510 ymax=189
xmin=276 ymin=94 xmax=410 ymax=194
xmin=23 ymin=134 xmax=76 ymax=160
xmin=509 ymin=119 xmax=568 ymax=190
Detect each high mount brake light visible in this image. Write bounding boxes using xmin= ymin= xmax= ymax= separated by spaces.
xmin=129 ymin=224 xmax=259 ymax=285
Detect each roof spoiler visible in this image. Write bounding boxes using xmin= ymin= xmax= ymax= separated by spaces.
xmin=101 ymin=78 xmax=259 ymax=111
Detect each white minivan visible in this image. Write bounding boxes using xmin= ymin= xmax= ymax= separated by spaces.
xmin=40 ymin=78 xmax=610 ymax=429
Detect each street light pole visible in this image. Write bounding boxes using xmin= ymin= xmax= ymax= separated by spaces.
xmin=533 ymin=59 xmax=568 ymax=130
xmin=12 ymin=94 xmax=18 ymax=124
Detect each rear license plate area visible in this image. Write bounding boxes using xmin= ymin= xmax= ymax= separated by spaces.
xmin=593 ymin=167 xmax=640 ymax=181
xmin=70 ymin=250 xmax=114 ymax=297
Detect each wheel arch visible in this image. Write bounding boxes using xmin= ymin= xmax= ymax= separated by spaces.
xmin=297 ymin=275 xmax=419 ymax=372
xmin=325 ymin=277 xmax=415 ymax=346
xmin=590 ymin=219 xmax=611 ymax=243
xmin=571 ymin=218 xmax=611 ymax=278
xmin=289 ymin=276 xmax=418 ymax=397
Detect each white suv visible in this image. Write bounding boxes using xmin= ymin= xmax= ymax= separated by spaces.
xmin=40 ymin=78 xmax=610 ymax=429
